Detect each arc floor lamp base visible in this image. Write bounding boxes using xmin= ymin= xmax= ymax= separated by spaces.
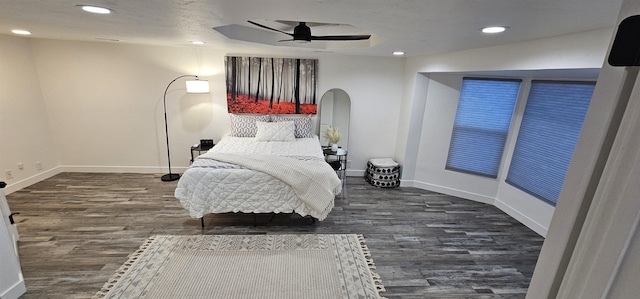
xmin=161 ymin=173 xmax=181 ymax=182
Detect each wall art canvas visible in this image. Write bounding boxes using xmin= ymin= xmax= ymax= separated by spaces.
xmin=225 ymin=56 xmax=318 ymax=114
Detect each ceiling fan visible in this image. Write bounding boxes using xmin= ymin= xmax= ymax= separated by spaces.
xmin=247 ymin=20 xmax=371 ymax=43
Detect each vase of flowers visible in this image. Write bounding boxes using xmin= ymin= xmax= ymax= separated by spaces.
xmin=323 ymin=126 xmax=341 ymax=151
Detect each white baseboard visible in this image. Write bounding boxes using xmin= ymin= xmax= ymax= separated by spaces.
xmin=346 ymin=169 xmax=365 ymax=177
xmin=494 ymin=198 xmax=548 ymax=236
xmin=399 ymin=179 xmax=413 ymax=187
xmin=0 ymin=279 xmax=26 ymax=299
xmin=399 ymin=180 xmax=495 ymax=205
xmin=3 ymin=167 xmax=62 ymax=195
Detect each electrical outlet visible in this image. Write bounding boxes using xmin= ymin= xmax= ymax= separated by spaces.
xmin=17 ymin=162 xmax=24 ymax=170
xmin=5 ymin=169 xmax=13 ymax=180
xmin=36 ymin=161 xmax=43 ymax=171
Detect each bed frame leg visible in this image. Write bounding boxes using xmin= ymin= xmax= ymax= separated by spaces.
xmin=200 ymin=217 xmax=204 ymax=228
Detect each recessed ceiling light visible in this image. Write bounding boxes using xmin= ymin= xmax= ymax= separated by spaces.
xmin=393 ymin=51 xmax=405 ymax=56
xmin=79 ymin=5 xmax=112 ymax=14
xmin=11 ymin=29 xmax=31 ymax=35
xmin=482 ymin=26 xmax=507 ymax=33
xmin=191 ymin=41 xmax=205 ymax=45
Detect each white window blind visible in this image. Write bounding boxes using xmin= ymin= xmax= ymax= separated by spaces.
xmin=446 ymin=78 xmax=521 ymax=178
xmin=506 ymin=80 xmax=595 ymax=205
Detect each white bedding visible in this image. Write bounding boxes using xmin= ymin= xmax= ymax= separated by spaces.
xmin=174 ymin=135 xmax=340 ymax=220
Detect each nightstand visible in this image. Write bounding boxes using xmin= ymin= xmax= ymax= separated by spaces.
xmin=323 ymin=147 xmax=347 ymax=181
xmin=190 ymin=143 xmax=214 ymax=163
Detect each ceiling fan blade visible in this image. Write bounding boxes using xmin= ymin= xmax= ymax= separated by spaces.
xmin=276 ymin=20 xmax=336 ymax=28
xmin=310 ymin=35 xmax=371 ymax=41
xmin=249 ymin=20 xmax=370 ymax=43
xmin=247 ymin=21 xmax=292 ymax=36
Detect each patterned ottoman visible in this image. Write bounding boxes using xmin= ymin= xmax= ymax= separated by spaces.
xmin=365 ymin=158 xmax=400 ymax=188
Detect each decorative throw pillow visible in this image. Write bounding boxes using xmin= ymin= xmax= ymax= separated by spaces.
xmin=229 ymin=114 xmax=270 ymax=137
xmin=255 ymin=121 xmax=296 ymax=142
xmin=271 ymin=114 xmax=313 ymax=138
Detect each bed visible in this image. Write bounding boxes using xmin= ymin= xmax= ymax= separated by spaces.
xmin=174 ymin=114 xmax=342 ymax=223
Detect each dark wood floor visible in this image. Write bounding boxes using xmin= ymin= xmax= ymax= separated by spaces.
xmin=6 ymin=173 xmax=543 ymax=299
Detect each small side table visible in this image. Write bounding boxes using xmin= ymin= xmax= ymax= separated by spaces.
xmin=190 ymin=143 xmax=214 ymax=163
xmin=323 ymin=147 xmax=347 ymax=181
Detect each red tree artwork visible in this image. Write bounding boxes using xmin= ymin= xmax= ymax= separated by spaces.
xmin=225 ymin=56 xmax=318 ymax=114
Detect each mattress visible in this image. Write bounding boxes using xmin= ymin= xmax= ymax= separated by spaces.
xmin=174 ymin=135 xmax=339 ymax=220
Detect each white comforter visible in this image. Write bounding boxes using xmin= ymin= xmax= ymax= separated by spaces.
xmin=174 ymin=135 xmax=341 ymax=220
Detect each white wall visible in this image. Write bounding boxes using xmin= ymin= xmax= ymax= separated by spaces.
xmin=29 ymin=40 xmax=231 ymax=174
xmin=0 ymin=35 xmax=60 ymax=194
xmin=318 ymin=56 xmax=404 ymax=175
xmin=397 ymin=28 xmax=614 ymax=236
xmin=1 ymin=37 xmax=404 ymax=191
xmin=412 ymin=74 xmax=498 ymax=204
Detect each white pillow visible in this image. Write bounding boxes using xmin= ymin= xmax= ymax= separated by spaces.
xmin=271 ymin=114 xmax=314 ymax=138
xmin=255 ymin=121 xmax=296 ymax=142
xmin=229 ymin=114 xmax=270 ymax=137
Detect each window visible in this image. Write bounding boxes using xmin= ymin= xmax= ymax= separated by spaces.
xmin=506 ymin=81 xmax=595 ymax=205
xmin=446 ymin=78 xmax=521 ymax=178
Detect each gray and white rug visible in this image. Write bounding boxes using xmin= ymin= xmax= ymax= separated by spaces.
xmin=94 ymin=234 xmax=385 ymax=299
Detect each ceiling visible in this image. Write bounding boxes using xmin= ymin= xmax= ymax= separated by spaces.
xmin=0 ymin=0 xmax=624 ymax=57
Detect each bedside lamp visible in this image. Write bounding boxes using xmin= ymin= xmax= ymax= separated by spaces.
xmin=161 ymin=75 xmax=210 ymax=182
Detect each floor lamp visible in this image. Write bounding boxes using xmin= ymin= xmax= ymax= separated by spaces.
xmin=161 ymin=75 xmax=210 ymax=182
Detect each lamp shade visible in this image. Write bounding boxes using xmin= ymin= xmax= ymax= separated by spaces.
xmin=185 ymin=80 xmax=210 ymax=93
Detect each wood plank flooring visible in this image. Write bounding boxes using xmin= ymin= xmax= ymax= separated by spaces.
xmin=6 ymin=173 xmax=543 ymax=298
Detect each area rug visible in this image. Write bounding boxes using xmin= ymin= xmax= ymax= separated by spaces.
xmin=94 ymin=234 xmax=386 ymax=299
